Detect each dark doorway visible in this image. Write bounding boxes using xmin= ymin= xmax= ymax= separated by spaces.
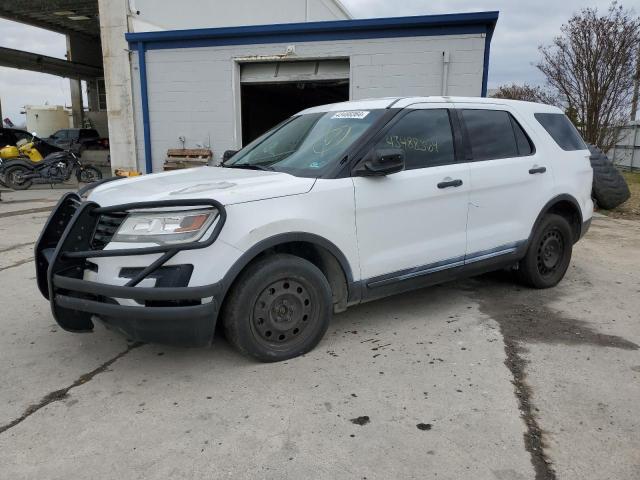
xmin=240 ymin=80 xmax=349 ymax=145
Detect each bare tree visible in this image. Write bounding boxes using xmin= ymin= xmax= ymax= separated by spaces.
xmin=632 ymin=46 xmax=640 ymax=120
xmin=491 ymin=83 xmax=559 ymax=105
xmin=538 ymin=2 xmax=640 ymax=151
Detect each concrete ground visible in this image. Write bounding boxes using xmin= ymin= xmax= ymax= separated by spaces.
xmin=0 ymin=189 xmax=638 ymax=480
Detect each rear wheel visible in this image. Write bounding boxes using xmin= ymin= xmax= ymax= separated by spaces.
xmin=4 ymin=165 xmax=33 ymax=190
xmin=517 ymin=214 xmax=573 ymax=289
xmin=77 ymin=166 xmax=102 ymax=183
xmin=223 ymin=254 xmax=332 ymax=362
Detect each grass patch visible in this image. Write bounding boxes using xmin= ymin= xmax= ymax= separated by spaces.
xmin=623 ymin=171 xmax=640 ymax=185
xmin=600 ymin=171 xmax=640 ymax=219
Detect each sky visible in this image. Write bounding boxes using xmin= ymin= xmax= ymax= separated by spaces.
xmin=0 ymin=0 xmax=629 ymax=126
xmin=0 ymin=19 xmax=70 ymax=127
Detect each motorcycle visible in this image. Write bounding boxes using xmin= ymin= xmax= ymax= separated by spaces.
xmin=0 ymin=150 xmax=102 ymax=190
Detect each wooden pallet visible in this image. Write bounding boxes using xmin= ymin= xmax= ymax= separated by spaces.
xmin=164 ymin=148 xmax=213 ymax=171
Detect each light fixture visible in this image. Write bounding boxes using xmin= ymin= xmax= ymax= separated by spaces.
xmin=68 ymin=15 xmax=92 ymax=20
xmin=53 ymin=10 xmax=75 ymax=15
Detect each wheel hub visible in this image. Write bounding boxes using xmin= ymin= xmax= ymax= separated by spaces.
xmin=537 ymin=229 xmax=564 ymax=274
xmin=252 ymin=279 xmax=313 ymax=344
xmin=270 ymin=295 xmax=299 ymax=329
xmin=542 ymin=239 xmax=560 ymax=268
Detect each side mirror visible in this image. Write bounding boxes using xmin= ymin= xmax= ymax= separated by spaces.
xmin=355 ymin=148 xmax=405 ymax=176
xmin=222 ymin=149 xmax=238 ymax=162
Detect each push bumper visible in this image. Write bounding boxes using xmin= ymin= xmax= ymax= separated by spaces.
xmin=52 ymin=274 xmax=222 ymax=346
xmin=35 ymin=192 xmax=227 ymax=347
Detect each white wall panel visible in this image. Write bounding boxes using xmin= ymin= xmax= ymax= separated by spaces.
xmin=131 ymin=33 xmax=486 ymax=171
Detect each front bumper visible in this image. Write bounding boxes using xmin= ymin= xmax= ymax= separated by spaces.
xmin=35 ymin=192 xmax=226 ymax=347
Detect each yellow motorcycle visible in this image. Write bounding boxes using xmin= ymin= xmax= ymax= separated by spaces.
xmin=0 ymin=136 xmax=44 ymax=162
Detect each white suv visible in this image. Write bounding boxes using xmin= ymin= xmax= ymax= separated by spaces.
xmin=36 ymin=97 xmax=593 ymax=362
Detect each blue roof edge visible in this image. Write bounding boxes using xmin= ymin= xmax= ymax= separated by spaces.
xmin=125 ymin=11 xmax=499 ymax=46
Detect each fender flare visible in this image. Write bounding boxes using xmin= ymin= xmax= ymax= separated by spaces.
xmin=218 ymin=232 xmax=356 ymax=300
xmin=528 ymin=194 xmax=584 ymax=245
xmin=1 ymin=159 xmax=37 ymax=171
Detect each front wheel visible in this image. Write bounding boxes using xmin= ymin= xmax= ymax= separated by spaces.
xmin=223 ymin=254 xmax=333 ymax=362
xmin=517 ymin=214 xmax=573 ymax=289
xmin=3 ymin=165 xmax=33 ymax=190
xmin=77 ymin=166 xmax=102 ymax=183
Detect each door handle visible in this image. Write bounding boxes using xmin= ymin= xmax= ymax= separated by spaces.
xmin=529 ymin=166 xmax=547 ymax=175
xmin=437 ymin=179 xmax=463 ymax=189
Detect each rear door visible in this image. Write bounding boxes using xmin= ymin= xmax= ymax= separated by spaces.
xmin=534 ymin=113 xmax=593 ymax=219
xmin=353 ymin=103 xmax=470 ymax=282
xmin=455 ymin=103 xmax=554 ymax=260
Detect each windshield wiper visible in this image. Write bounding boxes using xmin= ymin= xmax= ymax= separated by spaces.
xmin=223 ymin=163 xmax=274 ymax=171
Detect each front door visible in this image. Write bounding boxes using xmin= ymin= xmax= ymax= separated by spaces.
xmin=353 ymin=104 xmax=470 ymax=284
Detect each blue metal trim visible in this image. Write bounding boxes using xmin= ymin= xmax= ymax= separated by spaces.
xmin=126 ymin=11 xmax=499 ymax=50
xmin=137 ymin=41 xmax=153 ymax=173
xmin=481 ymin=19 xmax=496 ymax=97
xmin=130 ymin=25 xmax=488 ymax=51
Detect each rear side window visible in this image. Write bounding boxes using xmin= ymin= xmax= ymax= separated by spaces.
xmin=511 ymin=117 xmax=534 ymax=155
xmin=534 ymin=113 xmax=586 ymax=151
xmin=374 ymin=109 xmax=455 ymax=170
xmin=461 ymin=109 xmax=534 ymax=161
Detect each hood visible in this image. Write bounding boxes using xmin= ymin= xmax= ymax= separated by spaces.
xmin=88 ymin=166 xmax=315 ymax=207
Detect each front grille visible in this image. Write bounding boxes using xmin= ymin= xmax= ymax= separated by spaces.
xmin=91 ymin=212 xmax=127 ymax=249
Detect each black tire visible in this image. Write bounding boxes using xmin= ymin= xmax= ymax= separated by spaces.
xmin=77 ymin=166 xmax=103 ymax=183
xmin=3 ymin=165 xmax=33 ymax=190
xmin=222 ymin=253 xmax=332 ymax=362
xmin=588 ymin=145 xmax=630 ymax=210
xmin=517 ymin=214 xmax=573 ymax=289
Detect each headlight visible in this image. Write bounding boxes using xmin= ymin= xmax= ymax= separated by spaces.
xmin=112 ymin=208 xmax=218 ymax=244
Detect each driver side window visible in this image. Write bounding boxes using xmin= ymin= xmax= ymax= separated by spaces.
xmin=374 ymin=109 xmax=455 ymax=170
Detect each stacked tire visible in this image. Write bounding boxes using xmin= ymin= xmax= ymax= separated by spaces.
xmin=588 ymin=145 xmax=630 ymax=210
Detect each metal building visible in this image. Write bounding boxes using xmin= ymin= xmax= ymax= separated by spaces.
xmin=0 ymin=1 xmax=498 ymax=174
xmin=127 ymin=11 xmax=498 ymax=173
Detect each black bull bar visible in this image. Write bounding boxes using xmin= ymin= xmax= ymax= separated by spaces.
xmin=35 ymin=192 xmax=227 ymax=344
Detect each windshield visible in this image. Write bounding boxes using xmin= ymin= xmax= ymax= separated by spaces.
xmin=226 ymin=109 xmax=385 ymax=177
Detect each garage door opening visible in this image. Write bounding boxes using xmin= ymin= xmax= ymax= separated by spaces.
xmin=241 ymin=81 xmax=349 ymax=144
xmin=240 ymin=60 xmax=350 ymax=145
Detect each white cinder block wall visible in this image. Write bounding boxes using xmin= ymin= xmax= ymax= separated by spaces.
xmin=131 ymin=33 xmax=487 ymax=172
